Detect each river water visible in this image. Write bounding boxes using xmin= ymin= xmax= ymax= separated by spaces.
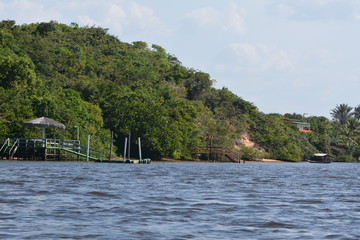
xmin=0 ymin=161 xmax=359 ymax=240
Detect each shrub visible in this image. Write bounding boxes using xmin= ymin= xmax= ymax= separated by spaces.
xmin=336 ymin=155 xmax=356 ymax=162
xmin=239 ymin=147 xmax=260 ymax=161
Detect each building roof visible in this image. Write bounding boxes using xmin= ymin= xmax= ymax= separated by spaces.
xmin=286 ymin=119 xmax=310 ymax=125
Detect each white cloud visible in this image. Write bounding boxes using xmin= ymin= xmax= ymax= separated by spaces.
xmin=97 ymin=3 xmax=127 ymax=34
xmin=224 ymin=3 xmax=247 ymax=34
xmin=78 ymin=15 xmax=99 ymax=27
xmin=312 ymin=49 xmax=343 ymax=65
xmin=229 ymin=43 xmax=296 ymax=72
xmin=276 ymin=4 xmax=295 ymax=17
xmin=0 ymin=0 xmax=169 ymax=37
xmin=215 ymin=42 xmax=343 ymax=76
xmin=108 ymin=4 xmax=127 ymax=20
xmin=77 ymin=1 xmax=170 ymax=36
xmin=125 ymin=2 xmax=169 ymax=34
xmin=0 ymin=0 xmax=62 ymax=23
xmin=186 ymin=7 xmax=220 ymax=28
xmin=315 ymin=0 xmax=338 ymax=5
xmin=186 ymin=4 xmax=247 ymax=35
xmin=267 ymin=0 xmax=356 ymax=21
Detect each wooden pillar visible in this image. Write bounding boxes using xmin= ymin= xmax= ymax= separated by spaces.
xmin=109 ymin=131 xmax=113 ymax=161
xmin=123 ymin=138 xmax=127 ymax=160
xmin=86 ymin=135 xmax=90 ymax=162
xmin=138 ymin=137 xmax=142 ymax=161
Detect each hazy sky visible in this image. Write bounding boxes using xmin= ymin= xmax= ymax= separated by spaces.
xmin=2 ymin=0 xmax=360 ymax=118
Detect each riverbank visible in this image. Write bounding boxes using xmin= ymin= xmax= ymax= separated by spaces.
xmin=255 ymin=158 xmax=290 ymax=163
xmin=156 ymin=158 xmax=290 ymax=163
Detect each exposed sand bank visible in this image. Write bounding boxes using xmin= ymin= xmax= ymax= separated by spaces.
xmin=155 ymin=158 xmax=290 ymax=163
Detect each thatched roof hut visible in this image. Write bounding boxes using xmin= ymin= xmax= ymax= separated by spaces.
xmin=23 ymin=117 xmax=66 ymax=138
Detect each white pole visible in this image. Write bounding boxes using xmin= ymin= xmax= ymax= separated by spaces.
xmin=123 ymin=138 xmax=127 ymax=160
xmin=86 ymin=134 xmax=90 ymax=162
xmin=42 ymin=128 xmax=46 ymax=148
xmin=138 ymin=137 xmax=142 ymax=160
xmin=128 ymin=131 xmax=131 ymax=160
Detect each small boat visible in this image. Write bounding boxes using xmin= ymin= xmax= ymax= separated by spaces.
xmin=94 ymin=158 xmax=151 ymax=164
xmin=308 ymin=153 xmax=331 ymax=164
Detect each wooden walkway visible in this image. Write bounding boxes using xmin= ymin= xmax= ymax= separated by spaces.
xmin=0 ymin=138 xmax=104 ymax=161
xmin=0 ymin=138 xmax=151 ymax=164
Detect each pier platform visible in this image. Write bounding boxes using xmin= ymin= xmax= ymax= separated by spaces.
xmin=0 ymin=138 xmax=150 ymax=164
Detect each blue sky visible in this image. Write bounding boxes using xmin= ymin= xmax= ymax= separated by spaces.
xmin=1 ymin=0 xmax=360 ymax=118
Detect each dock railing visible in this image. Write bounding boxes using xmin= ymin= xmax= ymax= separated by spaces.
xmin=46 ymin=139 xmax=106 ymax=161
xmin=0 ymin=138 xmax=106 ymax=161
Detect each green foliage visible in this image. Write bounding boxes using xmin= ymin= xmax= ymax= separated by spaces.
xmin=184 ymin=70 xmax=213 ymax=100
xmin=98 ymin=85 xmax=203 ymax=159
xmin=306 ymin=116 xmax=332 ymax=154
xmin=34 ymin=21 xmax=60 ymax=36
xmin=331 ymin=103 xmax=353 ymax=126
xmin=0 ymin=30 xmax=15 ymax=49
xmin=337 ymin=155 xmax=356 ymax=162
xmin=0 ymin=20 xmax=16 ymax=30
xmin=354 ymin=105 xmax=360 ymax=120
xmin=0 ymin=54 xmax=36 ymax=88
xmin=238 ymin=147 xmax=260 ymax=161
xmin=3 ymin=20 xmax=355 ymax=161
xmin=250 ymin=113 xmax=315 ymax=161
xmin=284 ymin=113 xmax=304 ymax=120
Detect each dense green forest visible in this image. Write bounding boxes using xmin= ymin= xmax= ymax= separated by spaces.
xmin=0 ymin=20 xmax=359 ymax=162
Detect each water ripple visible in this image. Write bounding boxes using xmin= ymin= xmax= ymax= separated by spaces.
xmin=0 ymin=161 xmax=359 ymax=239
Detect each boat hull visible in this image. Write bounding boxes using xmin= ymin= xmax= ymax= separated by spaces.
xmin=94 ymin=158 xmax=151 ymax=164
xmin=308 ymin=160 xmax=331 ymax=164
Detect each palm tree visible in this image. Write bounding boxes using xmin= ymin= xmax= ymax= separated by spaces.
xmin=342 ymin=118 xmax=360 ymax=154
xmin=353 ymin=105 xmax=360 ymax=121
xmin=330 ymin=103 xmax=353 ymax=126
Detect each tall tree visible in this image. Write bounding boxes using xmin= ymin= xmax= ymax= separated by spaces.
xmin=353 ymin=105 xmax=360 ymax=121
xmin=331 ymin=104 xmax=353 ymax=126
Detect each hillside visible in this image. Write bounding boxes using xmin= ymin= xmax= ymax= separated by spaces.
xmin=1 ymin=20 xmax=353 ymax=161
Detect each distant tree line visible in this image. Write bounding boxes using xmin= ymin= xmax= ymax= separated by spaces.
xmin=0 ymin=20 xmax=358 ymax=161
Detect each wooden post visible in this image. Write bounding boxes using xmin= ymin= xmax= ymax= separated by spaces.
xmin=42 ymin=128 xmax=46 ymax=148
xmin=123 ymin=138 xmax=127 ymax=160
xmin=109 ymin=131 xmax=113 ymax=161
xmin=86 ymin=135 xmax=90 ymax=162
xmin=75 ymin=126 xmax=79 ymax=142
xmin=138 ymin=137 xmax=142 ymax=161
xmin=44 ymin=138 xmax=48 ymax=160
xmin=209 ymin=136 xmax=213 ymax=161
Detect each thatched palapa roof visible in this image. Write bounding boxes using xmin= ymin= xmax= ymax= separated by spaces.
xmin=23 ymin=117 xmax=66 ymax=129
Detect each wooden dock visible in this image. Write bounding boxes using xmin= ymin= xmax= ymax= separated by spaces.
xmin=0 ymin=138 xmax=105 ymax=161
xmin=0 ymin=138 xmax=151 ymax=164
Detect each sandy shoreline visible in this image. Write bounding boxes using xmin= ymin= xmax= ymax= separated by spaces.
xmin=255 ymin=159 xmax=289 ymax=163
xmin=155 ymin=158 xmax=290 ymax=163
